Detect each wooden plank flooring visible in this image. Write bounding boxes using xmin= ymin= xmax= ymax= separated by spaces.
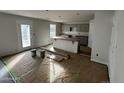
xmin=2 ymin=46 xmax=109 ymax=83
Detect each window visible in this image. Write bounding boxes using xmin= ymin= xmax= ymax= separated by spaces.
xmin=50 ymin=24 xmax=56 ymax=38
xmin=20 ymin=24 xmax=31 ymax=48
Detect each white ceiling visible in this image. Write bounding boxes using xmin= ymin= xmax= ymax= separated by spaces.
xmin=0 ymin=10 xmax=95 ymax=23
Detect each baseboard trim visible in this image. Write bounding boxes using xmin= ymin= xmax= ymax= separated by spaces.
xmin=91 ymin=58 xmax=108 ymax=66
xmin=1 ymin=43 xmax=52 ymax=58
xmin=91 ymin=58 xmax=110 ymax=82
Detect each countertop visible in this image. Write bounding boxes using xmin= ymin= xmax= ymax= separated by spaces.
xmin=52 ymin=36 xmax=80 ymax=42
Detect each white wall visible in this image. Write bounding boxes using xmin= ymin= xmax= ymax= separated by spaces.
xmin=109 ymin=11 xmax=124 ymax=82
xmin=0 ymin=13 xmax=61 ymax=56
xmin=0 ymin=13 xmax=34 ymax=56
xmin=33 ymin=20 xmax=62 ymax=47
xmin=33 ymin=19 xmax=51 ymax=47
xmin=56 ymin=23 xmax=62 ymax=36
xmin=91 ymin=11 xmax=113 ymax=65
xmin=88 ymin=20 xmax=94 ymax=48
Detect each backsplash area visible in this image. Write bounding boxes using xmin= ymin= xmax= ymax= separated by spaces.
xmin=63 ymin=31 xmax=88 ymax=36
xmin=62 ymin=24 xmax=89 ymax=32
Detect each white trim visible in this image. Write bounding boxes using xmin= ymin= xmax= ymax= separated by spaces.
xmin=91 ymin=58 xmax=108 ymax=66
xmin=91 ymin=59 xmax=110 ymax=80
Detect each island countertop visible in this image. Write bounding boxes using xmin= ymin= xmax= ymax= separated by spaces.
xmin=52 ymin=36 xmax=80 ymax=42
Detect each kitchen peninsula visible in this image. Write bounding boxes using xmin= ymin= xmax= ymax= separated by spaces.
xmin=52 ymin=36 xmax=80 ymax=53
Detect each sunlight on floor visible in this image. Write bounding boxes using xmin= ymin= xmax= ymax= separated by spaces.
xmin=49 ymin=60 xmax=65 ymax=83
xmin=50 ymin=47 xmax=55 ymax=51
xmin=50 ymin=55 xmax=56 ymax=59
xmin=50 ymin=62 xmax=54 ymax=83
xmin=0 ymin=53 xmax=25 ymax=81
xmin=54 ymin=63 xmax=64 ymax=77
xmin=6 ymin=53 xmax=25 ymax=70
xmin=0 ymin=67 xmax=8 ymax=78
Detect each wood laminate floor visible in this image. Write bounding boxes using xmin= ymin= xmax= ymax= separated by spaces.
xmin=2 ymin=46 xmax=109 ymax=83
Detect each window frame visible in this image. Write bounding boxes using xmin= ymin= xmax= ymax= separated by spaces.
xmin=20 ymin=24 xmax=31 ymax=48
xmin=50 ymin=24 xmax=56 ymax=38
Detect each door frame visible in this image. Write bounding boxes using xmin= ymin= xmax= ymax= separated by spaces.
xmin=109 ymin=12 xmax=118 ymax=82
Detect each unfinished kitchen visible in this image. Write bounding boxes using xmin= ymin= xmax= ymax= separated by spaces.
xmin=0 ymin=10 xmax=111 ymax=83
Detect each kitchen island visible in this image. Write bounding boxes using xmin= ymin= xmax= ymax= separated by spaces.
xmin=52 ymin=36 xmax=79 ymax=53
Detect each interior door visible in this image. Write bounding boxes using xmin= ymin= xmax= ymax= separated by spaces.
xmin=16 ymin=20 xmax=33 ymax=51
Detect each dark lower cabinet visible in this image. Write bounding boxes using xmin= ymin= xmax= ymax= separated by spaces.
xmin=76 ymin=36 xmax=88 ymax=46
